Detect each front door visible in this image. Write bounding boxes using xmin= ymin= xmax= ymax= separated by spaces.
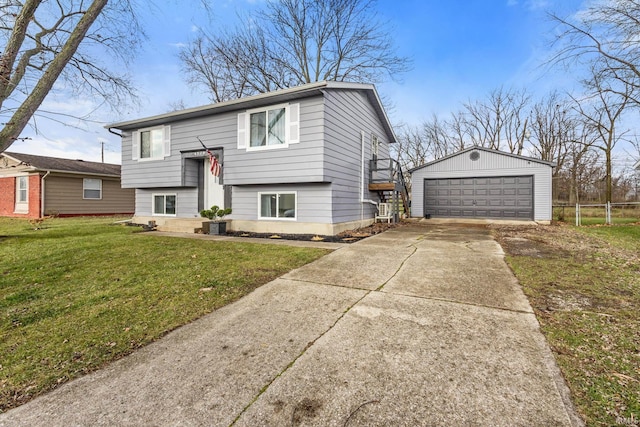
xmin=204 ymin=159 xmax=225 ymax=209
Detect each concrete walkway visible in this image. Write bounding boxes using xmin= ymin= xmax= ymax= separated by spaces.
xmin=0 ymin=224 xmax=583 ymax=427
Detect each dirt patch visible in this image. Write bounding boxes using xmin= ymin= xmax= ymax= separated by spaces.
xmin=228 ymin=222 xmax=399 ymax=243
xmin=291 ymin=397 xmax=322 ymax=425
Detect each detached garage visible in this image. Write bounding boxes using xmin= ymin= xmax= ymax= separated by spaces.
xmin=409 ymin=146 xmax=554 ymax=223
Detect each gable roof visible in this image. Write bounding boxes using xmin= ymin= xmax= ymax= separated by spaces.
xmin=106 ymin=81 xmax=397 ymax=143
xmin=2 ymin=152 xmax=121 ymax=177
xmin=408 ymin=146 xmax=556 ymax=173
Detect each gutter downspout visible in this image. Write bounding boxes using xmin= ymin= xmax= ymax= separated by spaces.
xmin=360 ymin=131 xmax=378 ymax=222
xmin=41 ymin=171 xmax=50 ymax=217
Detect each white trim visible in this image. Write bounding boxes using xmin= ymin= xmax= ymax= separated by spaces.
xmin=244 ymin=103 xmax=290 ymax=152
xmin=237 ymin=112 xmax=247 ymax=149
xmin=152 ymin=193 xmax=178 ymax=216
xmin=257 ymin=191 xmax=297 ymax=220
xmin=288 ymin=102 xmax=300 ymax=144
xmin=83 ymin=178 xmax=103 ymax=200
xmin=135 ymin=125 xmax=170 ymax=161
xmin=14 ymin=175 xmax=29 ymax=213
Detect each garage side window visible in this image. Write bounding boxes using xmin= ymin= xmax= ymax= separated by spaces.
xmin=259 ymin=192 xmax=296 ymax=220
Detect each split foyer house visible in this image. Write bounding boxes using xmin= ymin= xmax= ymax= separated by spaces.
xmin=107 ymin=81 xmax=408 ymax=235
xmin=0 ymin=152 xmax=134 ymax=219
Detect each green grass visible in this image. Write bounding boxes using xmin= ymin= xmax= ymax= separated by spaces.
xmin=579 ymin=225 xmax=640 ymax=251
xmin=495 ymin=224 xmax=640 ymax=427
xmin=0 ymin=216 xmax=330 ymax=412
xmin=554 ymin=206 xmax=640 ymax=225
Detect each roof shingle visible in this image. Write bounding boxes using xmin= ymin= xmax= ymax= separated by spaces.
xmin=3 ymin=152 xmax=121 ymax=176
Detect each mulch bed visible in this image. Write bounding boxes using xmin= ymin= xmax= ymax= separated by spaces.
xmin=227 ymin=222 xmax=398 ymax=243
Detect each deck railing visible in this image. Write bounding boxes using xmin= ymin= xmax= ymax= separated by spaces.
xmin=369 ymin=158 xmax=410 ymax=216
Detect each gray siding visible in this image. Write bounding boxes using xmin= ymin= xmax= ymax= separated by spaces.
xmin=231 ymin=184 xmax=332 ymax=223
xmin=122 ymin=97 xmax=326 ymax=190
xmin=323 ymin=89 xmax=389 ymax=222
xmin=121 ymin=86 xmax=395 ymax=227
xmin=44 ymin=175 xmax=134 ymax=215
xmin=225 ymin=97 xmax=326 ymax=185
xmin=135 ymin=188 xmax=199 ymax=217
xmin=411 ymin=150 xmax=553 ymax=221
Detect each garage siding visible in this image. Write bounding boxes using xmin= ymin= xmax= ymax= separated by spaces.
xmin=410 ymin=148 xmax=553 ymax=222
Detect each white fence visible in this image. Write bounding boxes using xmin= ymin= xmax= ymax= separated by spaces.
xmin=569 ymin=202 xmax=640 ymax=226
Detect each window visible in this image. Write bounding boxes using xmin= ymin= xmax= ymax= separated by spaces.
xmin=83 ymin=178 xmax=102 ymax=199
xmin=250 ymin=107 xmax=286 ymax=147
xmin=237 ymin=103 xmax=299 ymax=150
xmin=372 ymin=134 xmax=379 ymax=160
xmin=259 ymin=192 xmax=296 ymax=220
xmin=153 ymin=194 xmax=176 ymax=216
xmin=16 ymin=176 xmax=27 ymax=202
xmin=132 ymin=125 xmax=171 ymax=160
xmin=14 ymin=176 xmax=28 ymax=214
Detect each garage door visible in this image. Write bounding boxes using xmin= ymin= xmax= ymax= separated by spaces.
xmin=424 ymin=176 xmax=533 ymax=220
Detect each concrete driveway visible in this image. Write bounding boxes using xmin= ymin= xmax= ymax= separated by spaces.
xmin=0 ymin=223 xmax=583 ymax=426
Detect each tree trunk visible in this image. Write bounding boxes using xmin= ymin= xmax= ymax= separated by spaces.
xmin=0 ymin=0 xmax=108 ymax=154
xmin=0 ymin=0 xmax=42 ymax=108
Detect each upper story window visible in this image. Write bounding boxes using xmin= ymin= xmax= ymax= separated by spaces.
xmin=141 ymin=128 xmax=164 ymax=158
xmin=372 ymin=134 xmax=380 ymax=160
xmin=250 ymin=107 xmax=286 ymax=147
xmin=83 ymin=178 xmax=102 ymax=199
xmin=237 ymin=103 xmax=299 ymax=151
xmin=132 ymin=125 xmax=171 ymax=161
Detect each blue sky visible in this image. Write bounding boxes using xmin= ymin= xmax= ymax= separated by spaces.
xmin=11 ymin=0 xmax=587 ymax=164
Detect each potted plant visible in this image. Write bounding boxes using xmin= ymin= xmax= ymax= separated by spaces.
xmin=200 ymin=205 xmax=232 ymax=235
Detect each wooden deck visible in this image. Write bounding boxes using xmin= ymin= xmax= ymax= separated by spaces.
xmin=368 ymin=182 xmax=396 ymax=191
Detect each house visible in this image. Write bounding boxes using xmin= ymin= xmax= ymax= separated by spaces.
xmin=0 ymin=152 xmax=135 ymax=219
xmin=107 ymin=81 xmax=407 ymax=235
xmin=409 ymin=146 xmax=555 ymax=223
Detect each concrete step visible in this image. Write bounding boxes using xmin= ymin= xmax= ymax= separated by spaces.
xmin=155 ymin=218 xmax=207 ymax=234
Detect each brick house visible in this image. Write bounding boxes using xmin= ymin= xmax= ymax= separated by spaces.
xmin=0 ymin=152 xmax=134 ymax=219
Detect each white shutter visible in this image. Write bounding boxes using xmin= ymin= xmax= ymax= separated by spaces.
xmin=288 ymin=103 xmax=300 ymax=144
xmin=237 ymin=112 xmax=247 ymax=149
xmin=163 ymin=125 xmax=171 ymax=157
xmin=131 ymin=131 xmax=139 ymax=160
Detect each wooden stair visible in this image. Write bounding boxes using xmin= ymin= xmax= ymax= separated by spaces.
xmin=369 ymin=158 xmax=410 ymax=221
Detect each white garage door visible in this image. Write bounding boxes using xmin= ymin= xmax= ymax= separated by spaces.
xmin=424 ymin=176 xmax=534 ymax=220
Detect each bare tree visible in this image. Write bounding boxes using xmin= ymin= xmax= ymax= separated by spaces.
xmin=0 ymin=0 xmax=143 ymax=153
xmin=179 ymin=0 xmax=410 ymax=102
xmin=550 ymin=0 xmax=640 ymax=106
xmin=528 ymin=92 xmax=573 ymax=167
xmin=570 ymin=70 xmax=635 ymax=203
xmin=460 ymin=87 xmax=530 ymax=153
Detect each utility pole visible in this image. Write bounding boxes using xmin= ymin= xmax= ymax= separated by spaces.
xmin=100 ymin=141 xmax=104 ymax=163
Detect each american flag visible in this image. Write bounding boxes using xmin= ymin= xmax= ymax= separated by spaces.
xmin=208 ymin=150 xmax=221 ymax=177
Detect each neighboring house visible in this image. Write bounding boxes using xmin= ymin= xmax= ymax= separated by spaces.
xmin=107 ymin=81 xmax=405 ymax=235
xmin=410 ymin=146 xmax=555 ymax=223
xmin=0 ymin=152 xmax=135 ymax=219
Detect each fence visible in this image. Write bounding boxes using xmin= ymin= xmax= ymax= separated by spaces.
xmin=553 ymin=202 xmax=640 ymax=226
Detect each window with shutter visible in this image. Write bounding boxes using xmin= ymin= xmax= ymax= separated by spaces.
xmin=132 ymin=126 xmax=171 ymax=161
xmin=238 ymin=103 xmax=299 ymax=151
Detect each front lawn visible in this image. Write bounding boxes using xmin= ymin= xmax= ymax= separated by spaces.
xmin=0 ymin=216 xmax=330 ymax=412
xmin=493 ymin=224 xmax=640 ymax=427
